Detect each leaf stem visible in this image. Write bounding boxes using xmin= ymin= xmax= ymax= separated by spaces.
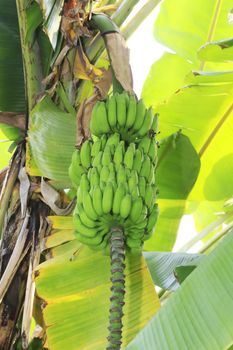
xmin=16 ymin=0 xmax=43 ymax=113
xmin=198 ymin=221 xmax=233 ymax=253
xmin=177 ymin=212 xmax=233 ymax=252
xmin=122 ymin=0 xmax=162 ymax=38
xmin=107 ymin=227 xmax=126 ymax=350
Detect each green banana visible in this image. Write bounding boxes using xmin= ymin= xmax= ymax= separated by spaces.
xmin=89 ymin=167 xmax=100 ymax=187
xmin=131 ymin=99 xmax=146 ymax=133
xmin=136 ymin=107 xmax=154 ymax=137
xmin=102 ymin=182 xmax=114 ymax=214
xmin=130 ymin=185 xmax=140 ymax=199
xmin=126 ymin=236 xmax=142 ymax=249
xmin=148 ymin=139 xmax=157 ymax=163
xmin=129 ymin=197 xmax=143 ymax=223
xmin=100 ymin=165 xmax=110 ymax=183
xmin=75 ymin=204 xmax=97 ymax=229
xmin=100 ymin=134 xmax=107 ymax=149
xmin=124 ymin=143 xmax=135 ymax=169
xmin=102 ymin=145 xmax=112 ymax=166
xmin=107 ymin=95 xmax=117 ymax=129
xmin=146 ymin=204 xmax=159 ymax=232
xmin=147 ymin=163 xmax=155 ymax=184
xmin=82 ymin=190 xmax=98 ymax=220
xmin=73 ymin=215 xmax=98 ymax=238
xmin=113 ymin=140 xmax=125 ymax=167
xmin=138 ymin=176 xmax=146 ymax=198
xmin=145 ymin=186 xmax=154 ymax=209
xmin=112 ymin=183 xmax=125 ymax=215
xmin=140 ymin=155 xmax=151 ymax=180
xmin=80 ymin=140 xmax=92 ymax=168
xmin=80 ymin=173 xmax=90 ymax=191
xmin=108 ymin=166 xmax=116 ymax=187
xmin=92 ymin=185 xmax=103 ymax=216
xmin=89 ymin=102 xmax=100 ymax=136
xmin=125 ymin=94 xmax=137 ymax=129
xmin=69 ymin=150 xmax=84 ymax=188
xmin=149 ymin=113 xmax=159 ymax=135
xmin=91 ymin=139 xmax=102 ymax=157
xmin=116 ymin=165 xmax=127 ymax=184
xmin=106 ymin=132 xmax=120 ymax=148
xmin=116 ymin=92 xmax=127 ymax=128
xmin=75 ymin=231 xmax=103 ymax=246
xmin=128 ymin=176 xmax=138 ymax=194
xmin=120 ymin=194 xmax=132 ymax=219
xmin=132 ymin=149 xmax=143 ymax=173
xmin=92 ymin=151 xmax=103 ymax=167
xmin=90 ymin=101 xmax=110 ymax=136
xmin=138 ymin=136 xmax=151 ymax=154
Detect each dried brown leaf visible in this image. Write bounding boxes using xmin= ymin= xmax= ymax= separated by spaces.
xmin=18 ymin=167 xmax=30 ymax=218
xmin=40 ymin=179 xmax=75 ymax=215
xmin=0 ymin=167 xmax=8 ymax=187
xmin=76 ymin=67 xmax=112 ymax=146
xmin=0 ymin=112 xmax=26 ymax=131
xmin=104 ymin=32 xmax=133 ymax=93
xmin=76 ymin=95 xmax=97 ymax=146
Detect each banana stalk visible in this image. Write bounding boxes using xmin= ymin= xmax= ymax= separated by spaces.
xmin=107 ymin=227 xmax=125 ymax=350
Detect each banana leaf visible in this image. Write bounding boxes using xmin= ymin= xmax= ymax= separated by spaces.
xmin=0 ymin=0 xmax=25 ymax=113
xmin=154 ymin=0 xmax=233 ymax=64
xmin=28 ymin=95 xmax=75 ymax=184
xmin=198 ymin=38 xmax=233 ymax=62
xmin=144 ymin=133 xmax=200 ymax=251
xmin=143 ymin=251 xmax=202 ymax=291
xmin=35 ymin=216 xmax=160 ymax=350
xmin=127 ymin=228 xmax=233 ymax=350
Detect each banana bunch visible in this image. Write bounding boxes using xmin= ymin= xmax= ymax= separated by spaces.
xmin=70 ymin=138 xmax=158 ymax=253
xmin=69 ymin=133 xmax=158 ymax=189
xmin=90 ymin=92 xmax=159 ymax=142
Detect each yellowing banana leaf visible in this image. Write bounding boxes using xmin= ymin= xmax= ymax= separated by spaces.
xmin=35 ymin=223 xmax=160 ymax=349
xmin=0 ymin=130 xmax=11 ymax=169
xmin=154 ymin=0 xmax=233 ymax=63
xmin=0 ymin=0 xmax=25 ymax=112
xmin=28 ymin=95 xmax=75 ymax=184
xmin=198 ymin=38 xmax=233 ymax=62
xmin=127 ymin=229 xmax=233 ymax=350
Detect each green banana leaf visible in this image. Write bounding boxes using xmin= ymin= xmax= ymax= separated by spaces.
xmin=198 ymin=38 xmax=233 ymax=62
xmin=143 ymin=251 xmax=202 ymax=291
xmin=43 ymin=0 xmax=64 ymax=49
xmin=0 ymin=0 xmax=25 ymax=113
xmin=144 ymin=133 xmax=200 ymax=251
xmin=28 ymin=95 xmax=75 ymax=185
xmin=142 ymin=53 xmax=194 ymax=108
xmin=35 ymin=216 xmax=160 ymax=350
xmin=154 ymin=0 xmax=233 ymax=64
xmin=126 ymin=228 xmax=233 ymax=350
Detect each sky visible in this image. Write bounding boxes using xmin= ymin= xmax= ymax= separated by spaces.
xmin=126 ymin=5 xmax=164 ymax=96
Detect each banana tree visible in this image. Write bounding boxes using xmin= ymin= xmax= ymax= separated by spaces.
xmin=0 ymin=0 xmax=233 ymax=350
